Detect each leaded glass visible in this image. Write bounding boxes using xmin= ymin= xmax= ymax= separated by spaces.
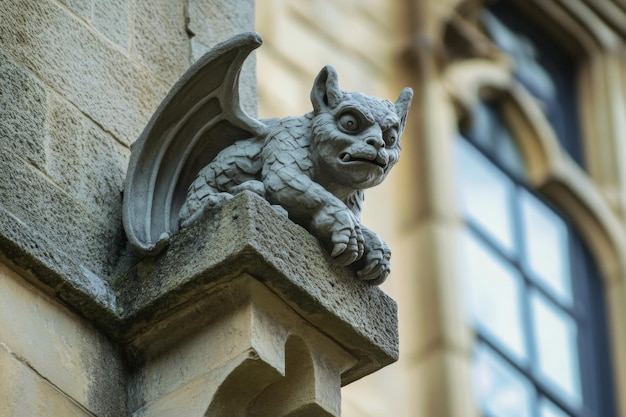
xmin=521 ymin=190 xmax=572 ymax=303
xmin=539 ymin=398 xmax=571 ymax=417
xmin=456 ymin=137 xmax=515 ymax=252
xmin=473 ymin=344 xmax=533 ymax=417
xmin=531 ymin=292 xmax=582 ymax=406
xmin=460 ymin=231 xmax=526 ymax=360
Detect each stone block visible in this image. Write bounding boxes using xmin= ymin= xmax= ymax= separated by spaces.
xmin=127 ymin=276 xmax=353 ymax=417
xmin=46 ymin=92 xmax=130 ymax=222
xmin=187 ymin=0 xmax=257 ymax=115
xmin=0 ymin=348 xmax=93 ymax=417
xmin=58 ymin=0 xmax=92 ymax=21
xmin=187 ymin=0 xmax=255 ymax=49
xmin=0 ymin=149 xmax=123 ymax=279
xmin=129 ymin=358 xmax=242 ymax=417
xmin=0 ymin=50 xmax=48 ymax=170
xmin=0 ymin=264 xmax=126 ymax=417
xmin=132 ymin=0 xmax=190 ymax=85
xmin=118 ymin=191 xmax=398 ymax=385
xmin=93 ymin=0 xmax=130 ymax=49
xmin=0 ymin=27 xmax=129 ymax=288
xmin=0 ymin=0 xmax=167 ymax=146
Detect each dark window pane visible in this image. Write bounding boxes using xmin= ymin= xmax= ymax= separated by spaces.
xmin=467 ymin=101 xmax=526 ymax=178
xmin=483 ymin=6 xmax=584 ymax=167
xmin=483 ymin=11 xmax=558 ymax=108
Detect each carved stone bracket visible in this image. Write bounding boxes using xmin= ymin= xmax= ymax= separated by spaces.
xmin=129 ymin=276 xmax=354 ymax=417
xmin=121 ymin=192 xmax=398 ymax=417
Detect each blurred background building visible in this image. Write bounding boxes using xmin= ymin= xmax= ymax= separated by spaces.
xmin=256 ymin=0 xmax=626 ymax=416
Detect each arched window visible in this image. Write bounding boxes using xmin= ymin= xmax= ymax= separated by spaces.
xmin=455 ymin=5 xmax=616 ymax=417
xmin=482 ymin=3 xmax=584 ymax=168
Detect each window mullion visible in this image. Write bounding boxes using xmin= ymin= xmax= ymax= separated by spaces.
xmin=510 ymin=183 xmax=541 ymax=417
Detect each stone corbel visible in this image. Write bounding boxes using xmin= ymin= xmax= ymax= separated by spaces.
xmin=121 ymin=192 xmax=398 ymax=417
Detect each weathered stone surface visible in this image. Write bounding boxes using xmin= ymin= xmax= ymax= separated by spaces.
xmin=0 ymin=205 xmax=117 ymax=316
xmin=0 ymin=50 xmax=48 ymax=170
xmin=46 ymin=92 xmax=130 ymax=221
xmin=93 ymin=0 xmax=131 ymax=49
xmin=0 ymin=264 xmax=126 ymax=417
xmin=0 ymin=0 xmax=167 ymax=146
xmin=129 ymin=358 xmax=243 ymax=417
xmin=0 ymin=150 xmax=122 ymax=274
xmin=187 ymin=0 xmax=257 ymax=115
xmin=133 ymin=0 xmax=190 ymax=84
xmin=0 ymin=39 xmax=127 ymax=306
xmin=187 ymin=0 xmax=255 ymax=50
xmin=0 ymin=188 xmax=397 ymax=388
xmin=58 ymin=0 xmax=92 ymax=20
xmin=127 ymin=276 xmax=354 ymax=417
xmin=0 ymin=348 xmax=94 ymax=417
xmin=119 ymin=191 xmax=398 ymax=384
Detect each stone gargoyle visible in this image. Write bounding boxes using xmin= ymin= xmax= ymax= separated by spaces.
xmin=122 ymin=32 xmax=412 ymax=285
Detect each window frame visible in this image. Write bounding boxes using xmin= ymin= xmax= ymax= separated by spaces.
xmin=458 ymin=105 xmax=617 ymax=416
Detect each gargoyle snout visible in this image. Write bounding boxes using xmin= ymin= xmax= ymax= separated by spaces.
xmin=366 ymin=136 xmax=385 ymax=150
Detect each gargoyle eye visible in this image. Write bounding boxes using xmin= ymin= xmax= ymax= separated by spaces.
xmin=384 ymin=128 xmax=398 ymax=147
xmin=338 ymin=112 xmax=360 ymax=132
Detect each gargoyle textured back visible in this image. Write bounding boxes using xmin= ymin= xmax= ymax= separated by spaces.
xmin=180 ymin=65 xmax=412 ymax=285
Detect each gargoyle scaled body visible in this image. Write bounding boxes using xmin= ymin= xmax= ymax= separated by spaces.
xmin=122 ymin=32 xmax=412 ymax=285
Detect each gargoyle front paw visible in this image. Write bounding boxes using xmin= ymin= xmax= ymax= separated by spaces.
xmin=312 ymin=208 xmax=364 ymax=266
xmin=330 ymin=220 xmax=364 ymax=266
xmin=354 ymin=238 xmax=391 ymax=286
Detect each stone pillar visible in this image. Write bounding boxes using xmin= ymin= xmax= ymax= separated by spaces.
xmin=119 ymin=192 xmax=398 ymax=416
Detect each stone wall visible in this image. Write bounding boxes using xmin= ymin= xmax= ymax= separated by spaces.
xmin=0 ymin=262 xmax=126 ymax=417
xmin=0 ymin=0 xmax=251 ymax=415
xmin=0 ymin=0 xmax=256 ymax=290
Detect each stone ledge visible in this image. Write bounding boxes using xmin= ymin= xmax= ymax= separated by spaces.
xmin=0 ymin=190 xmax=398 ymax=385
xmin=0 ymin=205 xmax=118 ymax=320
xmin=117 ymin=191 xmax=398 ymax=385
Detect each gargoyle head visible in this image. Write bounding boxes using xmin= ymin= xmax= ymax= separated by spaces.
xmin=310 ymin=65 xmax=413 ymax=193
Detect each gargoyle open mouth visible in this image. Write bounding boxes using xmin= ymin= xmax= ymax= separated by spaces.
xmin=339 ymin=152 xmax=387 ymax=169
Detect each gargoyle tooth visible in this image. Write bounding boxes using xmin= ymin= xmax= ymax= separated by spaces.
xmin=342 ymin=153 xmax=351 ymax=162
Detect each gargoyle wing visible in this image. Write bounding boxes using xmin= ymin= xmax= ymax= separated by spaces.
xmin=123 ymin=32 xmax=266 ymax=255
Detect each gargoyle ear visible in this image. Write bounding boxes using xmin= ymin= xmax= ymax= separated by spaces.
xmin=395 ymin=87 xmax=413 ymax=133
xmin=311 ymin=65 xmax=343 ymax=112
